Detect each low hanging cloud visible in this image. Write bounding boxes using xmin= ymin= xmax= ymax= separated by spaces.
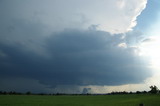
xmin=0 ymin=27 xmax=152 ymax=88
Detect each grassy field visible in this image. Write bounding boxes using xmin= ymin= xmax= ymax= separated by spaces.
xmin=0 ymin=94 xmax=160 ymax=106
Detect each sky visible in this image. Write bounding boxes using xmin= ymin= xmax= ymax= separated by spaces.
xmin=0 ymin=0 xmax=160 ymax=94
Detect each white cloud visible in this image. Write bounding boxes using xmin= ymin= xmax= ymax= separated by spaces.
xmin=118 ymin=43 xmax=127 ymax=48
xmin=0 ymin=0 xmax=147 ymax=34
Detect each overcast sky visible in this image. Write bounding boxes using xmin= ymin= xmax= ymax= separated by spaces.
xmin=0 ymin=0 xmax=160 ymax=94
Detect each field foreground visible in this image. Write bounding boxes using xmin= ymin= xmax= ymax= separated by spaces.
xmin=0 ymin=94 xmax=160 ymax=106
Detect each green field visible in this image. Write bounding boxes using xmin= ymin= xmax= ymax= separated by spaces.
xmin=0 ymin=94 xmax=160 ymax=106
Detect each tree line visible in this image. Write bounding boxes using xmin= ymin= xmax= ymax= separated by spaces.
xmin=110 ymin=85 xmax=159 ymax=95
xmin=0 ymin=85 xmax=159 ymax=95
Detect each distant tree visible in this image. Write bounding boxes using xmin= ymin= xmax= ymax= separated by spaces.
xmin=3 ymin=91 xmax=7 ymax=95
xmin=136 ymin=91 xmax=141 ymax=94
xmin=149 ymin=85 xmax=159 ymax=94
xmin=26 ymin=91 xmax=31 ymax=95
xmin=9 ymin=91 xmax=13 ymax=95
xmin=142 ymin=91 xmax=147 ymax=94
xmin=56 ymin=93 xmax=60 ymax=95
xmin=129 ymin=91 xmax=133 ymax=94
xmin=122 ymin=91 xmax=128 ymax=94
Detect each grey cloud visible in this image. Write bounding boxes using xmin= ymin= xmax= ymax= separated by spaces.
xmin=124 ymin=31 xmax=143 ymax=46
xmin=0 ymin=28 xmax=152 ymax=89
xmin=0 ymin=77 xmax=53 ymax=93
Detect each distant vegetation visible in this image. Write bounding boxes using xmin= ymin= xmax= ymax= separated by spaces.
xmin=0 ymin=85 xmax=159 ymax=95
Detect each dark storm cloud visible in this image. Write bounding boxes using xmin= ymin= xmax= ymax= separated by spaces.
xmin=0 ymin=27 xmax=152 ymax=88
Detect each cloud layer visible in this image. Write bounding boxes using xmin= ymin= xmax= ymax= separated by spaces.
xmin=0 ymin=26 xmax=152 ymax=87
xmin=0 ymin=0 xmax=151 ymax=93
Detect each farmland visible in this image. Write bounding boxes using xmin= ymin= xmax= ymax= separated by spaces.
xmin=0 ymin=94 xmax=160 ymax=106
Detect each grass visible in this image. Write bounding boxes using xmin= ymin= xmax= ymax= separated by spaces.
xmin=0 ymin=94 xmax=160 ymax=106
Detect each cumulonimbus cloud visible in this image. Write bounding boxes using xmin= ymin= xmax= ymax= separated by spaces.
xmin=0 ymin=0 xmax=147 ymax=34
xmin=0 ymin=0 xmax=150 ymax=92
